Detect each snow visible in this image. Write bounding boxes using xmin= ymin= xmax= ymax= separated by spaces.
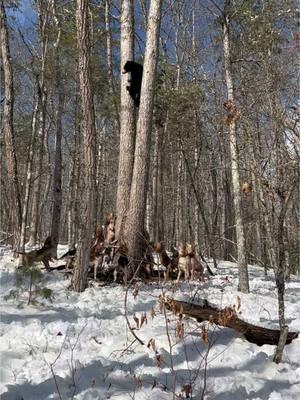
xmin=0 ymin=246 xmax=299 ymax=400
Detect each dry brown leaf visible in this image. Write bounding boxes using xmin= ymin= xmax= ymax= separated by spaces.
xmin=156 ymin=354 xmax=163 ymax=368
xmin=147 ymin=338 xmax=156 ymax=352
xmin=132 ymin=283 xmax=139 ymax=299
xmin=176 ymin=321 xmax=185 ymax=340
xmin=236 ymin=295 xmax=241 ymax=313
xmin=133 ymin=374 xmax=143 ymax=389
xmin=181 ymin=383 xmax=192 ymax=398
xmin=150 ymin=307 xmax=156 ymax=319
xmin=218 ymin=307 xmax=235 ymax=326
xmin=133 ymin=313 xmax=139 ymax=329
xmin=158 ymin=295 xmax=164 ymax=313
xmin=201 ymin=324 xmax=208 ymax=344
xmin=151 ymin=339 xmax=156 ymax=352
xmin=140 ymin=313 xmax=148 ymax=328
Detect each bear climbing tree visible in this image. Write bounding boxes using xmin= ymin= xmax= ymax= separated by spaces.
xmin=123 ymin=61 xmax=143 ymax=107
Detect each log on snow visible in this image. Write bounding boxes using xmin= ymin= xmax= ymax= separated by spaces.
xmin=165 ymin=297 xmax=298 ymax=346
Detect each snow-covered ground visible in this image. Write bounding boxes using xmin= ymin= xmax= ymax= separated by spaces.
xmin=0 ymin=245 xmax=299 ymax=400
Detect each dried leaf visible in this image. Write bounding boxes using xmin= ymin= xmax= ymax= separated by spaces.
xmin=150 ymin=307 xmax=156 ymax=319
xmin=236 ymin=295 xmax=241 ymax=313
xmin=151 ymin=379 xmax=157 ymax=390
xmin=147 ymin=338 xmax=156 ymax=352
xmin=218 ymin=307 xmax=235 ymax=326
xmin=140 ymin=313 xmax=148 ymax=328
xmin=133 ymin=313 xmax=139 ymax=329
xmin=176 ymin=321 xmax=184 ymax=340
xmin=201 ymin=324 xmax=208 ymax=344
xmin=158 ymin=295 xmax=164 ymax=313
xmin=132 ymin=283 xmax=139 ymax=299
xmin=91 ymin=336 xmax=102 ymax=345
xmin=181 ymin=383 xmax=192 ymax=398
xmin=133 ymin=374 xmax=143 ymax=389
xmin=156 ymin=354 xmax=163 ymax=368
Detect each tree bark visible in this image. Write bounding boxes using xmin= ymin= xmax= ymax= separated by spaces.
xmin=152 ymin=124 xmax=163 ymax=242
xmin=165 ymin=297 xmax=298 ymax=347
xmin=125 ymin=0 xmax=162 ymax=263
xmin=19 ymin=95 xmax=39 ymax=253
xmin=105 ymin=0 xmax=120 ymax=130
xmin=28 ymin=0 xmax=49 ymax=247
xmin=273 ymin=326 xmax=289 ymax=364
xmin=50 ymin=0 xmax=63 ymax=255
xmin=223 ymin=2 xmax=249 ymax=292
xmin=72 ymin=0 xmax=97 ymax=292
xmin=115 ymin=0 xmax=136 ymax=239
xmin=0 ymin=0 xmax=22 ymax=240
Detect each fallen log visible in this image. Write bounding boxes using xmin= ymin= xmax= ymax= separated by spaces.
xmin=165 ymin=297 xmax=299 ymax=346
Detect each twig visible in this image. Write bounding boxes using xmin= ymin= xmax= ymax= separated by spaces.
xmin=124 ymin=260 xmax=145 ymax=345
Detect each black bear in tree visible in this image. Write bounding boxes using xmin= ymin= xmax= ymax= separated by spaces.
xmin=123 ymin=61 xmax=143 ymax=107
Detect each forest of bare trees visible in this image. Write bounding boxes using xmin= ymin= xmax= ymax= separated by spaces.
xmin=0 ymin=0 xmax=299 ymax=295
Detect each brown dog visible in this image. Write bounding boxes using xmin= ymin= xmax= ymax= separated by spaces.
xmin=186 ymin=243 xmax=204 ymax=281
xmin=17 ymin=236 xmax=55 ymax=270
xmin=154 ymin=242 xmax=173 ymax=281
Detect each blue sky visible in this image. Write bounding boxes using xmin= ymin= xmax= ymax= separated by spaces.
xmin=8 ymin=0 xmax=36 ymax=28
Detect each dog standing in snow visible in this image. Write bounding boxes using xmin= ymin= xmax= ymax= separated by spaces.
xmin=176 ymin=243 xmax=189 ymax=282
xmin=186 ymin=243 xmax=204 ymax=280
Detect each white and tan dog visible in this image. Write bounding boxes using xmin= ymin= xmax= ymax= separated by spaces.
xmin=186 ymin=243 xmax=204 ymax=281
xmin=176 ymin=243 xmax=189 ymax=282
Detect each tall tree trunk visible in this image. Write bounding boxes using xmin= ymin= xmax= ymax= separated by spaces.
xmin=125 ymin=0 xmax=162 ymax=263
xmin=20 ymin=95 xmax=39 ymax=252
xmin=115 ymin=0 xmax=135 ymax=239
xmin=28 ymin=87 xmax=47 ymax=246
xmin=50 ymin=1 xmax=63 ymax=255
xmin=0 ymin=0 xmax=22 ymax=241
xmin=67 ymin=80 xmax=80 ymax=248
xmin=223 ymin=2 xmax=249 ymax=292
xmin=105 ymin=0 xmax=120 ymax=130
xmin=152 ymin=124 xmax=163 ymax=242
xmin=72 ymin=0 xmax=97 ymax=292
xmin=28 ymin=0 xmax=49 ymax=246
xmin=50 ymin=51 xmax=64 ymax=254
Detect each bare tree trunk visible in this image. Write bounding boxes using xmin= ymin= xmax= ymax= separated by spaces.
xmin=115 ymin=0 xmax=136 ymax=239
xmin=105 ymin=0 xmax=120 ymax=129
xmin=125 ymin=0 xmax=162 ymax=263
xmin=72 ymin=0 xmax=97 ymax=292
xmin=20 ymin=96 xmax=39 ymax=252
xmin=175 ymin=156 xmax=183 ymax=244
xmin=50 ymin=1 xmax=63 ymax=255
xmin=50 ymin=58 xmax=63 ymax=253
xmin=223 ymin=2 xmax=249 ymax=292
xmin=28 ymin=87 xmax=47 ymax=246
xmin=0 ymin=0 xmax=22 ymax=241
xmin=28 ymin=1 xmax=49 ymax=246
xmin=67 ymin=80 xmax=80 ymax=248
xmin=152 ymin=124 xmax=163 ymax=242
xmin=249 ymin=139 xmax=277 ymax=270
xmin=275 ymin=185 xmax=296 ymax=330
